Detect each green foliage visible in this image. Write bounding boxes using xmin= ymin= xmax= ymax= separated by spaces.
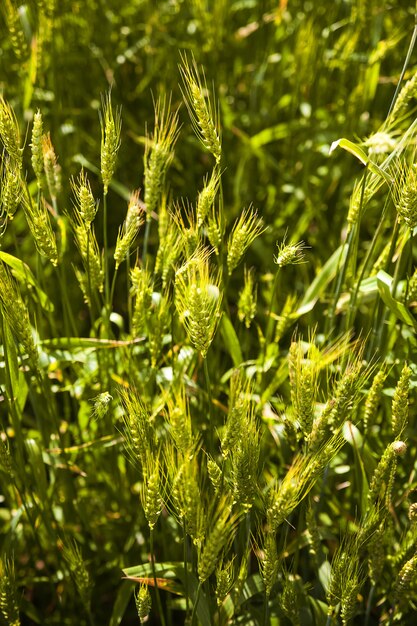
xmin=1 ymin=1 xmax=417 ymax=625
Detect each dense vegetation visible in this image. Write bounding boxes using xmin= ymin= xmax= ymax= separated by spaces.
xmin=1 ymin=1 xmax=417 ymax=624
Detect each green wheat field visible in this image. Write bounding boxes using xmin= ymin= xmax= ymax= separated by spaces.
xmin=1 ymin=1 xmax=417 ymax=624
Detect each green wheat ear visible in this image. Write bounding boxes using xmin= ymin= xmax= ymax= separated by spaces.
xmin=135 ymin=583 xmax=152 ymax=624
xmin=144 ymin=94 xmax=180 ymax=221
xmin=0 ymin=558 xmax=20 ymax=626
xmin=175 ymin=247 xmax=223 ymax=358
xmin=99 ymin=90 xmax=122 ymax=195
xmin=0 ymin=96 xmax=23 ymax=167
xmin=227 ymin=206 xmax=265 ymax=275
xmin=179 ymin=52 xmax=222 ymax=163
xmin=114 ymin=190 xmax=144 ymax=270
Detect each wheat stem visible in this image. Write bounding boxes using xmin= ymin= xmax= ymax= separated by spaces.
xmin=142 ymin=218 xmax=151 ymax=264
xmin=150 ymin=528 xmax=166 ymax=626
xmin=191 ymin=581 xmax=202 ymax=626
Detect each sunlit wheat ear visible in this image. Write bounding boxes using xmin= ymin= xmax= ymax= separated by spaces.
xmin=367 ymin=440 xmax=407 ymax=507
xmin=326 ymin=537 xmax=363 ymax=625
xmin=131 ymin=266 xmax=153 ymax=335
xmin=120 ymin=386 xmax=155 ymax=470
xmin=197 ymin=499 xmax=239 ymax=583
xmin=197 ymin=165 xmax=221 ymax=227
xmin=22 ymin=191 xmax=58 ymax=266
xmin=42 ymin=133 xmax=61 ymax=202
xmin=0 ymin=557 xmax=20 ymax=626
xmin=165 ymin=385 xmax=195 ymax=454
xmin=391 ymin=363 xmax=410 ymax=438
xmin=259 ymin=530 xmax=279 ymax=598
xmin=267 ymin=434 xmax=344 ymax=533
xmin=0 ymin=96 xmax=22 ymax=167
xmin=221 ymin=370 xmax=253 ymax=458
xmin=288 ymin=339 xmax=319 ymax=439
xmin=31 ymin=110 xmax=44 ymax=187
xmin=274 ymin=238 xmax=307 ymax=267
xmin=363 ymin=366 xmax=387 ymax=432
xmin=393 ymin=552 xmax=417 ymax=609
xmin=215 ymin=558 xmax=235 ymax=607
xmin=71 ymin=210 xmax=104 ymax=293
xmin=99 ymin=90 xmax=122 ymax=195
xmin=175 ymin=247 xmax=223 ymax=358
xmin=171 ymin=201 xmax=201 ymax=258
xmin=390 ymin=73 xmax=417 ymax=122
xmin=230 ymin=407 xmax=261 ymax=511
xmin=144 ymin=95 xmax=180 ymax=221
xmin=141 ymin=453 xmax=163 ymax=530
xmin=179 ymin=53 xmax=222 ymax=163
xmin=207 ymin=456 xmax=223 ymax=493
xmin=308 ymin=352 xmax=367 ymax=451
xmin=61 ymin=539 xmax=91 ymax=611
xmin=0 ymin=157 xmax=22 ymax=228
xmin=392 ymin=157 xmax=417 ymax=230
xmin=155 ymin=215 xmax=183 ymax=288
xmin=0 ymin=261 xmax=38 ymax=367
xmin=114 ymin=190 xmax=144 ymax=270
xmin=135 ymin=583 xmax=152 ymax=624
xmin=147 ymin=290 xmax=170 ymax=368
xmin=227 ymin=206 xmax=265 ymax=275
xmin=168 ymin=451 xmax=205 ymax=545
xmin=207 ymin=202 xmax=225 ymax=255
xmin=71 ymin=170 xmax=98 ymax=227
xmin=237 ymin=267 xmax=257 ymax=328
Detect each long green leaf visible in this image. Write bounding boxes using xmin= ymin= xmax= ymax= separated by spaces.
xmin=377 ymin=270 xmax=417 ymax=329
xmin=123 ymin=562 xmax=211 ymax=626
xmin=220 ymin=314 xmax=243 ymax=367
xmin=329 ymin=138 xmax=392 ymax=185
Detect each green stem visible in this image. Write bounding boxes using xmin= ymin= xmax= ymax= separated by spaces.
xmin=183 ymin=520 xmax=190 ymax=619
xmin=150 ymin=527 xmax=167 ymax=626
xmin=263 ymin=591 xmax=270 ymax=626
xmin=109 ymin=267 xmax=118 ymax=313
xmin=364 ymin=583 xmax=376 ymax=626
xmin=191 ymin=581 xmax=202 ymax=626
xmin=142 ymin=218 xmax=151 ymax=264
xmin=263 ymin=268 xmax=280 ymax=370
xmin=203 ymin=356 xmax=214 ymax=452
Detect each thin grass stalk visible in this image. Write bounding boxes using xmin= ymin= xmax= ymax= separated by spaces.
xmin=150 ymin=527 xmax=167 ymax=626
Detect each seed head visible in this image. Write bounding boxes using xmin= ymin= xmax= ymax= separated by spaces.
xmin=99 ymin=91 xmax=122 ymax=195
xmin=180 ymin=53 xmax=221 ymax=163
xmin=42 ymin=133 xmax=61 ymax=201
xmin=175 ymin=248 xmax=223 ymax=357
xmin=31 ymin=110 xmax=44 ymax=186
xmin=71 ymin=170 xmax=98 ymax=227
xmin=274 ymin=239 xmax=307 ymax=267
xmin=135 ymin=584 xmax=151 ymax=623
xmin=227 ymin=207 xmax=265 ymax=275
xmin=0 ymin=96 xmax=22 ymax=167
